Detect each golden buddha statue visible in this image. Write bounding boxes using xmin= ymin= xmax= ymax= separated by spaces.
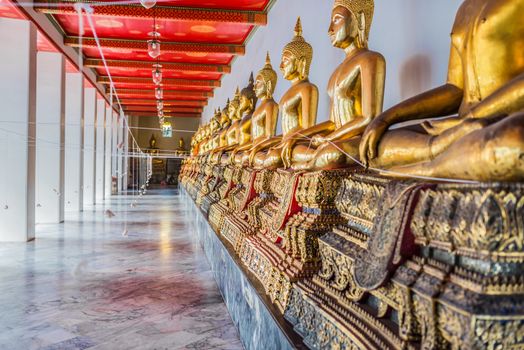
xmin=230 ymin=73 xmax=260 ymax=165
xmin=210 ymin=89 xmax=242 ymax=162
xmin=218 ymin=100 xmax=231 ymax=148
xmin=214 ymin=77 xmax=258 ymax=165
xmin=289 ymin=0 xmax=385 ymax=171
xmin=204 ymin=109 xmax=222 ymax=154
xmin=234 ymin=52 xmax=280 ymax=167
xmin=208 ymin=100 xmax=232 ymax=164
xmin=359 ymin=0 xmax=524 ymax=181
xmin=178 ymin=137 xmax=185 ymax=151
xmin=253 ymin=18 xmax=319 ymax=169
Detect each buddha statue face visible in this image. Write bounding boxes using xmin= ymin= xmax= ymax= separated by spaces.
xmin=329 ymin=0 xmax=374 ymax=49
xmin=254 ymin=75 xmax=267 ymax=99
xmin=281 ymin=17 xmax=313 ymax=82
xmin=329 ymin=7 xmax=355 ymax=48
xmin=280 ymin=52 xmax=302 ymax=81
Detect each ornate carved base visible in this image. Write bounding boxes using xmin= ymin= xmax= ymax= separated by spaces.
xmin=200 ymin=166 xmax=226 ymax=216
xmin=285 ymin=175 xmax=524 ymax=350
xmin=240 ymin=169 xmax=352 ymax=313
xmin=220 ymin=169 xmax=260 ymax=252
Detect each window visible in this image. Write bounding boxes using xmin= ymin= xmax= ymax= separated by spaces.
xmin=162 ymin=121 xmax=172 ymax=138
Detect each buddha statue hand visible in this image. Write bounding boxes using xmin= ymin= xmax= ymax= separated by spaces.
xmin=359 ymin=118 xmax=390 ymax=167
xmin=311 ymin=134 xmax=327 ymax=147
xmin=281 ymin=138 xmax=298 ymax=169
xmin=248 ymin=148 xmax=259 ymax=167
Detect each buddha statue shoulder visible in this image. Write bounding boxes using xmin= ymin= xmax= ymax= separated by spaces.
xmin=253 ymin=18 xmax=319 ymax=170
xmin=358 ymin=0 xmax=524 ymax=181
xmin=290 ymin=0 xmax=386 ymax=171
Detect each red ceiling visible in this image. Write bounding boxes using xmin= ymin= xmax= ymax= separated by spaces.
xmin=55 ymin=14 xmax=254 ymax=44
xmin=107 ymin=81 xmax=215 ymax=91
xmin=3 ymin=0 xmax=271 ymax=119
xmin=81 ymin=46 xmax=234 ymax=65
xmin=95 ymin=67 xmax=222 ymax=80
xmin=87 ymin=0 xmax=269 ymax=11
xmin=0 ymin=0 xmax=24 ymax=19
xmin=148 ymin=0 xmax=269 ymax=11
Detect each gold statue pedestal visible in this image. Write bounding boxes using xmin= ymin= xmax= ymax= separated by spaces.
xmin=220 ymin=168 xmax=259 ymax=252
xmin=208 ymin=166 xmax=243 ymax=233
xmin=200 ymin=165 xmax=227 ymax=217
xmin=240 ymin=169 xmax=352 ymax=313
xmin=195 ymin=164 xmax=214 ymax=206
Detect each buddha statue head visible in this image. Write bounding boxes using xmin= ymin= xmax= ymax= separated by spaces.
xmin=281 ymin=17 xmax=313 ymax=82
xmin=255 ymin=52 xmax=278 ymax=100
xmin=239 ymin=73 xmax=258 ymax=116
xmin=220 ymin=99 xmax=231 ymax=128
xmin=228 ymin=87 xmax=241 ymax=121
xmin=329 ymin=0 xmax=374 ymax=49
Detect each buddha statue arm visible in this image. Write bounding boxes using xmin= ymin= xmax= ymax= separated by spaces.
xmin=294 ymin=121 xmax=337 ymax=140
xmin=266 ymin=102 xmax=279 ymax=140
xmin=232 ymin=141 xmax=253 ymax=153
xmin=302 ymin=85 xmax=320 ymax=129
xmin=469 ymin=73 xmax=524 ymax=119
xmin=247 ymin=135 xmax=283 ymax=165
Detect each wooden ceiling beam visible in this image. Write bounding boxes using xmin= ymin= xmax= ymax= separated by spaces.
xmin=86 ymin=59 xmax=231 ymax=73
xmin=119 ymin=99 xmax=208 ymax=107
xmin=124 ymin=106 xmax=204 ymax=113
xmin=98 ymin=76 xmax=220 ymax=88
xmin=65 ymin=37 xmax=245 ymax=55
xmin=126 ymin=112 xmax=201 ymax=118
xmin=106 ymin=86 xmax=214 ymax=99
xmin=34 ymin=1 xmax=267 ymax=25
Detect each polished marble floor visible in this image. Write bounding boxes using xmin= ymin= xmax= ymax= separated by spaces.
xmin=0 ymin=189 xmax=242 ymax=350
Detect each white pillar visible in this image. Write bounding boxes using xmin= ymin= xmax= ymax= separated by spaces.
xmin=83 ymin=88 xmax=96 ymax=206
xmin=104 ymin=106 xmax=113 ymax=198
xmin=95 ymin=97 xmax=106 ymax=203
xmin=64 ymin=72 xmax=84 ymax=212
xmin=111 ymin=112 xmax=118 ymax=194
xmin=0 ymin=19 xmax=37 ymax=241
xmin=123 ymin=118 xmax=129 ymax=191
xmin=35 ymin=52 xmax=65 ymax=224
xmin=117 ymin=114 xmax=124 ymax=193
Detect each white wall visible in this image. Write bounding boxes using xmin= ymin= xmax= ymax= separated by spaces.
xmin=203 ymin=0 xmax=462 ymax=131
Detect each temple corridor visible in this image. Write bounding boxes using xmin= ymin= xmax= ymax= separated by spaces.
xmin=0 ymin=190 xmax=242 ymax=350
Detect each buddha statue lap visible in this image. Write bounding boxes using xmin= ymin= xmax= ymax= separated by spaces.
xmin=290 ymin=0 xmax=385 ymax=171
xmin=358 ymin=0 xmax=524 ymax=182
xmin=251 ymin=18 xmax=319 ymax=170
xmin=232 ymin=53 xmax=279 ymax=167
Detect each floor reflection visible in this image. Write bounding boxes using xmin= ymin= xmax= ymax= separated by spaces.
xmin=0 ymin=189 xmax=242 ymax=350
